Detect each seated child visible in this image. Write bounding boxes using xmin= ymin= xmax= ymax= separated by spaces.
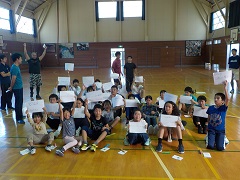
xmin=102 ymin=100 xmax=120 ymax=132
xmin=69 ymin=79 xmax=81 ymax=96
xmin=123 ymin=109 xmax=150 ymax=146
xmin=178 ymin=86 xmax=197 ymax=114
xmin=25 ymin=109 xmax=54 ymax=155
xmin=71 ymin=98 xmax=90 ymax=136
xmin=155 ymin=90 xmax=166 ymax=113
xmin=141 ymin=95 xmax=159 ymax=135
xmin=206 ymin=81 xmax=229 ymax=151
xmin=125 ymin=94 xmax=140 ymax=124
xmin=191 ymin=95 xmax=208 ymax=134
xmin=156 ymin=101 xmax=185 ymax=154
xmin=55 ymin=104 xmax=82 ymax=156
xmin=81 ymin=102 xmax=109 ymax=152
xmin=131 ymin=82 xmax=145 ymax=102
xmin=79 ymin=85 xmax=97 ymax=114
xmin=94 ymin=79 xmax=103 ymax=91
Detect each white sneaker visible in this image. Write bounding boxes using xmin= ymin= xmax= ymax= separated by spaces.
xmin=30 ymin=148 xmax=36 ymax=155
xmin=224 ymin=136 xmax=229 ymax=145
xmin=148 ymin=125 xmax=154 ymax=135
xmin=45 ymin=145 xmax=52 ymax=152
xmin=144 ymin=138 xmax=151 ymax=146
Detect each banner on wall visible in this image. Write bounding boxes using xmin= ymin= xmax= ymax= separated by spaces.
xmin=59 ymin=43 xmax=74 ymax=58
xmin=76 ymin=43 xmax=89 ymax=51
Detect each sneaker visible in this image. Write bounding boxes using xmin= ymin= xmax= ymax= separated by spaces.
xmin=148 ymin=125 xmax=154 ymax=135
xmin=198 ymin=125 xmax=203 ymax=134
xmin=182 ymin=120 xmax=187 ymax=127
xmin=178 ymin=144 xmax=184 ymax=154
xmin=144 ymin=138 xmax=151 ymax=146
xmin=30 ymin=97 xmax=34 ymax=101
xmin=153 ymin=125 xmax=159 ymax=135
xmin=17 ymin=120 xmax=25 ymax=124
xmin=45 ymin=145 xmax=52 ymax=152
xmin=90 ymin=144 xmax=98 ymax=152
xmin=30 ymin=147 xmax=36 ymax=155
xmin=36 ymin=95 xmax=42 ymax=99
xmin=224 ymin=136 xmax=230 ymax=145
xmin=156 ymin=144 xmax=162 ymax=152
xmin=72 ymin=146 xmax=80 ymax=154
xmin=230 ymin=89 xmax=234 ymax=94
xmin=123 ymin=137 xmax=130 ymax=146
xmin=56 ymin=148 xmax=64 ymax=156
xmin=81 ymin=144 xmax=89 ymax=151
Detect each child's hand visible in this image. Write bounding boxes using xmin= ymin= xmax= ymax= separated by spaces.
xmin=158 ymin=122 xmax=163 ymax=127
xmin=42 ymin=107 xmax=47 ymax=112
xmin=50 ymin=112 xmax=55 ymax=116
xmin=223 ymin=80 xmax=228 ymax=88
xmin=84 ymin=99 xmax=89 ymax=105
xmin=25 ymin=110 xmax=29 ymax=115
xmin=151 ymin=111 xmax=155 ymax=115
xmin=82 ymin=85 xmax=86 ymax=90
xmin=176 ymin=120 xmax=182 ymax=126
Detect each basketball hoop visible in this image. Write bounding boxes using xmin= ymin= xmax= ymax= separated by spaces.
xmin=225 ymin=38 xmax=234 ymax=44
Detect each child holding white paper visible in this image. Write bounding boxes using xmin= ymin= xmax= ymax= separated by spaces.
xmin=124 ymin=109 xmax=150 ymax=146
xmin=102 ymin=100 xmax=120 ymax=132
xmin=131 ymin=82 xmax=145 ymax=102
xmin=25 ymin=109 xmax=54 ymax=155
xmin=191 ymin=95 xmax=208 ymax=134
xmin=81 ymin=103 xmax=109 ymax=152
xmin=69 ymin=79 xmax=81 ymax=96
xmin=55 ymin=104 xmax=82 ymax=157
xmin=109 ymin=85 xmax=125 ymax=118
xmin=206 ymin=81 xmax=229 ymax=151
xmin=125 ymin=94 xmax=140 ymax=124
xmin=156 ymin=101 xmax=185 ymax=154
xmin=71 ymin=98 xmax=90 ymax=136
xmin=178 ymin=86 xmax=197 ymax=114
xmin=156 ymin=90 xmax=166 ymax=113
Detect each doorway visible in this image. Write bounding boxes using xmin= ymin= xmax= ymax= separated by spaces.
xmin=110 ymin=48 xmax=125 ymax=68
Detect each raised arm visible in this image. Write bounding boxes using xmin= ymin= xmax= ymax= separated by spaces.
xmin=84 ymin=99 xmax=91 ymax=119
xmin=59 ymin=102 xmax=64 ymax=121
xmin=23 ymin=43 xmax=30 ymax=60
xmin=39 ymin=46 xmax=47 ymax=61
xmin=224 ymin=80 xmax=230 ymax=106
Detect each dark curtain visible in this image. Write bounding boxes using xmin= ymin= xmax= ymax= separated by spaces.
xmin=120 ymin=1 xmax=124 ymax=21
xmin=95 ymin=1 xmax=99 ymax=22
xmin=33 ymin=19 xmax=37 ymax=38
xmin=116 ymin=1 xmax=120 ymax=21
xmin=142 ymin=0 xmax=145 ymax=20
xmin=9 ymin=10 xmax=16 ymax=34
xmin=209 ymin=12 xmax=213 ymax=33
xmin=228 ymin=0 xmax=240 ymax=28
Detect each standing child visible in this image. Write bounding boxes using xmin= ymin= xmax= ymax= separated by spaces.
xmin=191 ymin=95 xmax=208 ymax=134
xmin=55 ymin=104 xmax=82 ymax=156
xmin=123 ymin=109 xmax=150 ymax=146
xmin=124 ymin=56 xmax=137 ymax=93
xmin=25 ymin=109 xmax=54 ymax=155
xmin=81 ymin=102 xmax=109 ymax=152
xmin=206 ymin=81 xmax=229 ymax=151
xmin=156 ymin=101 xmax=185 ymax=154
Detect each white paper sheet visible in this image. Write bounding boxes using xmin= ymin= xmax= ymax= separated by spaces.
xmin=129 ymin=121 xmax=147 ymax=133
xmin=164 ymin=93 xmax=178 ymax=103
xmin=159 ymin=99 xmax=165 ymax=108
xmin=203 ymin=152 xmax=211 ymax=158
xmin=65 ymin=63 xmax=74 ymax=71
xmin=103 ymin=82 xmax=113 ymax=91
xmin=213 ymin=70 xmax=232 ymax=85
xmin=102 ymin=92 xmax=111 ymax=100
xmin=180 ymin=95 xmax=192 ymax=104
xmin=58 ymin=77 xmax=70 ymax=86
xmin=193 ymin=106 xmax=208 ymax=118
xmin=73 ymin=107 xmax=85 ymax=118
xmin=172 ymin=155 xmax=183 ymax=161
xmin=125 ymin=99 xmax=138 ymax=107
xmin=82 ymin=76 xmax=94 ymax=87
xmin=20 ymin=148 xmax=30 ymax=155
xmin=26 ymin=100 xmax=44 ymax=113
xmin=111 ymin=95 xmax=124 ymax=107
xmin=60 ymin=91 xmax=75 ymax=102
xmin=100 ymin=147 xmax=110 ymax=152
xmin=45 ymin=103 xmax=59 ymax=113
xmin=86 ymin=90 xmax=103 ymax=102
xmin=118 ymin=150 xmax=127 ymax=155
xmin=110 ymin=73 xmax=119 ymax=79
xmin=94 ymin=82 xmax=102 ymax=89
xmin=135 ymin=76 xmax=144 ymax=83
xmin=160 ymin=114 xmax=178 ymax=127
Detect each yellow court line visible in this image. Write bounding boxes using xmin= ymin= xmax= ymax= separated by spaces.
xmin=186 ymin=129 xmax=221 ymax=180
xmin=5 ymin=155 xmax=27 ymax=174
xmin=150 ymin=145 xmax=174 ymax=180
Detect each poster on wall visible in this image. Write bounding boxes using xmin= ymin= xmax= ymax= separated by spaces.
xmin=59 ymin=43 xmax=74 ymax=58
xmin=76 ymin=43 xmax=89 ymax=51
xmin=185 ymin=40 xmax=202 ymax=56
xmin=45 ymin=43 xmax=56 ymax=53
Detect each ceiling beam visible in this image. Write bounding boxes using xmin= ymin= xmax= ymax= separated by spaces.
xmin=15 ymin=0 xmax=28 ymax=26
xmin=213 ymin=0 xmax=225 ymax=20
xmin=34 ymin=0 xmax=55 ymax=14
xmin=11 ymin=0 xmax=22 ymax=13
xmin=192 ymin=0 xmax=208 ymax=27
xmin=37 ymin=2 xmax=52 ymax=32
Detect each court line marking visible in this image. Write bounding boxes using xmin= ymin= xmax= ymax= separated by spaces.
xmin=4 ymin=155 xmax=27 ymax=174
xmin=150 ymin=145 xmax=174 ymax=180
xmin=186 ymin=129 xmax=221 ymax=180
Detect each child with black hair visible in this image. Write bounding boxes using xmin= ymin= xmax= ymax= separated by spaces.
xmin=124 ymin=55 xmax=137 ymax=93
xmin=25 ymin=109 xmax=54 ymax=155
xmin=206 ymin=81 xmax=229 ymax=151
xmin=131 ymin=82 xmax=145 ymax=103
xmin=71 ymin=98 xmax=90 ymax=136
xmin=191 ymin=95 xmax=208 ymax=134
xmin=81 ymin=102 xmax=109 ymax=152
xmin=156 ymin=101 xmax=185 ymax=154
xmin=125 ymin=94 xmax=140 ymax=124
xmin=55 ymin=104 xmax=82 ymax=156
xmin=69 ymin=79 xmax=81 ymax=96
xmin=102 ymin=100 xmax=120 ymax=131
xmin=156 ymin=90 xmax=166 ymax=113
xmin=94 ymin=79 xmax=103 ymax=91
xmin=178 ymin=86 xmax=197 ymax=114
xmin=124 ymin=109 xmax=150 ymax=146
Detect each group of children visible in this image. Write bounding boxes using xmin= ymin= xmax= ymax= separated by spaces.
xmin=23 ymin=73 xmax=230 ymax=156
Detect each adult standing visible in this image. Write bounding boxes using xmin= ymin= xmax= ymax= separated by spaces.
xmin=23 ymin=43 xmax=47 ymax=100
xmin=8 ymin=53 xmax=24 ymax=124
xmin=228 ymin=48 xmax=240 ymax=94
xmin=0 ymin=54 xmax=14 ymax=110
xmin=124 ymin=55 xmax=137 ymax=93
xmin=111 ymin=51 xmax=122 ymax=83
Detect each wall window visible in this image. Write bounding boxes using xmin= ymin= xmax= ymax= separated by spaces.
xmin=0 ymin=7 xmax=10 ymax=30
xmin=98 ymin=2 xmax=117 ymax=18
xmin=15 ymin=15 xmax=34 ymax=34
xmin=206 ymin=41 xmax=212 ymax=45
xmin=213 ymin=39 xmax=221 ymax=44
xmin=123 ymin=1 xmax=142 ymax=17
xmin=212 ymin=8 xmax=226 ymax=30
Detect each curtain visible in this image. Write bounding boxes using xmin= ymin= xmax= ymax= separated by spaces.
xmin=116 ymin=1 xmax=120 ymax=21
xmin=9 ymin=9 xmax=16 ymax=34
xmin=142 ymin=0 xmax=145 ymax=20
xmin=209 ymin=12 xmax=213 ymax=33
xmin=33 ymin=19 xmax=37 ymax=38
xmin=95 ymin=1 xmax=99 ymax=22
xmin=228 ymin=0 xmax=240 ymax=28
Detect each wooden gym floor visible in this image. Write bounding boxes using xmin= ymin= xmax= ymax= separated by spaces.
xmin=0 ymin=66 xmax=240 ymax=180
